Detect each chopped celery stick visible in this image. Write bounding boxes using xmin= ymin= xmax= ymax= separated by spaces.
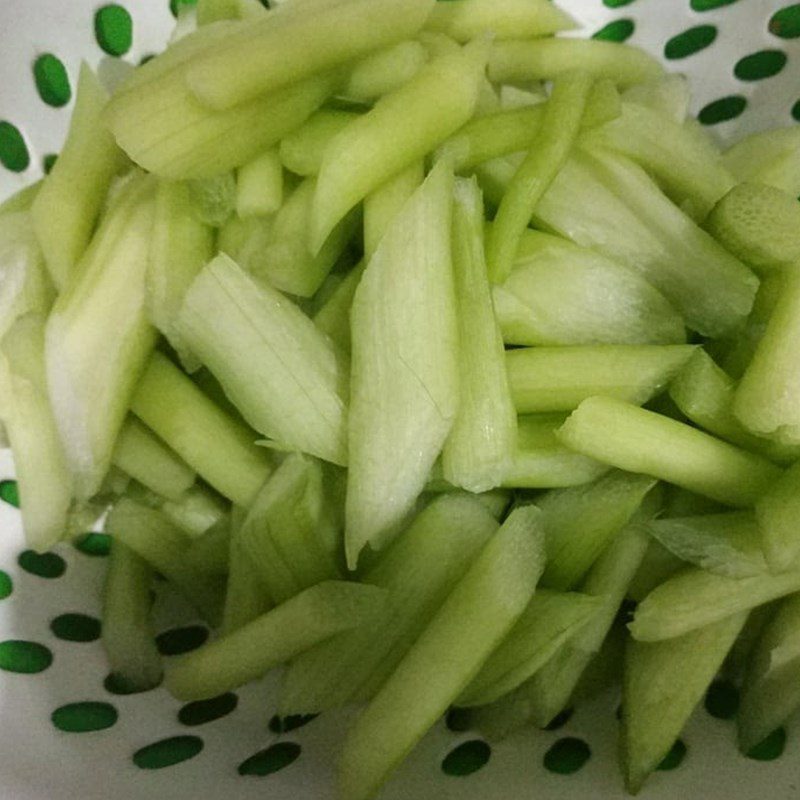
xmin=236 ymin=0 xmax=268 ymax=18
xmin=535 ymin=149 xmax=758 ymax=338
xmin=346 ymin=163 xmax=457 ymax=566
xmin=279 ymin=110 xmax=359 ymax=177
xmin=458 ymin=590 xmax=601 ymax=707
xmin=494 ymin=231 xmax=685 ymax=346
xmin=631 ymin=566 xmax=800 ymax=642
xmin=623 ymin=74 xmax=690 ymax=123
xmin=106 ymin=498 xmax=224 ymax=625
xmin=723 ymin=604 xmax=777 ymax=684
xmin=166 ymin=581 xmax=385 ymax=701
xmin=734 ymin=272 xmax=800 ymax=442
xmin=221 ymin=536 xmax=271 ymax=635
xmin=46 ymin=176 xmax=157 ymax=499
xmin=216 ymin=214 xmax=261 ymax=261
xmin=339 ymin=507 xmax=544 ymax=800
xmin=756 ymin=462 xmax=800 ymax=572
xmin=571 ymin=618 xmax=627 ymax=705
xmin=489 ymin=39 xmax=662 ymax=88
xmin=311 ymin=45 xmax=484 ymax=251
xmin=363 ymin=161 xmax=424 ymax=259
xmin=723 ymin=126 xmax=800 ymax=196
xmin=506 ymin=345 xmax=695 ymax=413
xmin=538 ymin=471 xmax=656 ymax=591
xmin=662 ymin=486 xmax=726 ymax=518
xmin=557 ymin=396 xmax=781 ymax=508
xmin=343 ymin=40 xmax=428 ymax=103
xmin=487 ymin=71 xmax=592 ymax=285
xmin=131 ymin=352 xmax=272 ymax=506
xmin=102 ymin=540 xmax=162 ymax=693
xmin=499 ymin=83 xmax=546 ymax=109
xmin=185 ymin=0 xmax=434 ymax=110
xmin=474 ymin=519 xmax=649 ymax=737
xmin=442 ymin=178 xmax=516 ymax=493
xmin=669 ymin=350 xmax=799 ymax=465
xmin=176 ymin=254 xmax=349 ymax=464
xmin=187 ymin=172 xmax=236 ymax=227
xmin=581 ymin=102 xmax=734 ymax=221
xmin=581 ymin=78 xmax=621 ymax=129
xmin=313 ymin=261 xmax=366 ymax=353
xmin=472 ymin=489 xmax=511 ymax=520
xmin=161 ymin=485 xmax=228 ymax=539
xmin=425 ymin=0 xmax=574 ymax=41
xmin=0 ymin=181 xmax=41 ymax=216
xmin=622 ymin=614 xmax=746 ymax=794
xmin=738 ymin=594 xmax=800 ymax=753
xmin=111 ymin=418 xmax=195 ymax=501
xmin=648 ymin=513 xmax=767 ymax=579
xmin=31 ymin=64 xmax=125 ymax=290
xmin=197 ymin=0 xmax=240 ymax=24
xmin=501 ymin=414 xmax=608 ymax=489
xmin=236 ymin=148 xmax=283 ymax=217
xmin=1 ymin=315 xmax=71 ymax=552
xmin=706 ymin=182 xmax=800 ymax=274
xmin=185 ymin=518 xmax=231 ymax=576
xmin=281 ymin=494 xmax=497 ymax=714
xmin=238 ymin=454 xmax=341 ymax=604
xmin=627 ymin=541 xmax=684 ymax=604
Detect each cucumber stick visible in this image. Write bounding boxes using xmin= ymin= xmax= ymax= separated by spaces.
xmin=756 ymin=462 xmax=800 ymax=571
xmin=279 ymin=110 xmax=359 ymax=177
xmin=221 ymin=536 xmax=271 ymax=635
xmin=339 ymin=507 xmax=545 ymax=800
xmin=160 ymin=485 xmax=228 ymax=540
xmin=723 ymin=126 xmax=800 ymax=197
xmin=313 ymin=261 xmax=366 ymax=354
xmin=343 ymin=40 xmax=428 ymax=103
xmin=236 ymin=148 xmax=284 ymax=218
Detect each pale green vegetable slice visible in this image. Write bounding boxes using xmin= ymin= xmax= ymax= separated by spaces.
xmin=279 ymin=110 xmax=359 ymax=177
xmin=627 ymin=541 xmax=684 ymax=604
xmin=187 ymin=172 xmax=237 ymax=227
xmin=342 ymin=40 xmax=428 ymax=103
xmin=313 ymin=261 xmax=366 ymax=354
xmin=221 ymin=536 xmax=272 ymax=635
xmin=0 ymin=181 xmax=41 ymax=217
xmin=756 ymin=462 xmax=800 ymax=572
xmin=722 ymin=126 xmax=800 ymax=196
xmin=235 ymin=148 xmax=284 ymax=218
xmin=160 ymin=485 xmax=228 ymax=539
xmin=623 ymin=74 xmax=690 ymax=123
xmin=185 ymin=517 xmax=231 ymax=576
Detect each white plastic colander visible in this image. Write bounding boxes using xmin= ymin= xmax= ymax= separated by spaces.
xmin=1 ymin=1 xmax=800 ymax=798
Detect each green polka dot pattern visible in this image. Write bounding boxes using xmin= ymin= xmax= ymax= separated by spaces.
xmin=704 ymin=680 xmax=740 ymax=720
xmin=178 ymin=694 xmax=238 ymax=726
xmin=50 ymin=613 xmax=101 ymax=643
xmin=42 ymin=153 xmax=57 ymax=174
xmin=170 ymin=0 xmax=198 ymax=17
xmin=734 ymin=50 xmax=788 ymax=81
xmin=0 ymin=571 xmax=12 ymax=600
xmin=603 ymin=0 xmax=635 ymax=7
xmin=18 ymin=550 xmax=66 ymax=579
xmin=0 ymin=124 xmax=29 ymax=172
xmin=238 ymin=743 xmax=302 ymax=776
xmin=32 ymin=54 xmax=71 ymax=107
xmin=658 ymin=739 xmax=688 ymax=771
xmin=104 ymin=672 xmax=162 ymax=696
xmin=156 ymin=626 xmax=209 ymax=656
xmin=545 ymin=708 xmax=574 ymax=731
xmin=94 ymin=5 xmax=133 ymax=57
xmin=0 ymin=640 xmax=52 ymax=674
xmin=52 ymin=702 xmax=118 ymax=733
xmin=665 ymin=25 xmax=717 ymax=60
xmin=73 ymin=533 xmax=111 ymax=557
xmin=769 ymin=5 xmax=800 ymax=38
xmin=746 ymin=728 xmax=787 ymax=761
xmin=0 ymin=481 xmax=20 ymax=507
xmin=268 ymin=714 xmax=318 ymax=735
xmin=698 ymin=95 xmax=747 ymax=125
xmin=445 ymin=708 xmax=474 ymax=733
xmin=592 ymin=19 xmax=635 ymax=42
xmin=543 ymin=738 xmax=592 ymax=775
xmin=441 ymin=740 xmax=491 ymax=777
xmin=691 ymin=0 xmax=739 ymax=10
xmin=133 ymin=736 xmax=204 ymax=769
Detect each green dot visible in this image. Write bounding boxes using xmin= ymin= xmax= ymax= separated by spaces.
xmin=179 ymin=693 xmax=238 ymax=726
xmin=543 ymin=738 xmax=592 ymax=775
xmin=746 ymin=728 xmax=787 ymax=761
xmin=51 ymin=613 xmax=101 ymax=643
xmin=657 ymin=739 xmax=687 ymax=771
xmin=441 ymin=740 xmax=491 ymax=777
xmin=603 ymin=0 xmax=635 ymax=6
xmin=18 ymin=550 xmax=66 ymax=579
xmin=0 ymin=571 xmax=12 ymax=600
xmin=770 ymin=5 xmax=800 ymax=38
xmin=704 ymin=680 xmax=740 ymax=720
xmin=42 ymin=153 xmax=58 ymax=174
xmin=104 ymin=672 xmax=163 ymax=695
xmin=691 ymin=0 xmax=738 ymax=9
xmin=0 ymin=640 xmax=53 ymax=674
xmin=0 ymin=479 xmax=20 ymax=507
xmin=238 ymin=742 xmax=302 ymax=776
xmin=793 ymin=99 xmax=800 ymax=121
xmin=545 ymin=708 xmax=574 ymax=731
xmin=268 ymin=713 xmax=318 ymax=734
xmin=139 ymin=54 xmax=156 ymax=65
xmin=445 ymin=707 xmax=473 ymax=733
xmin=698 ymin=95 xmax=747 ymax=125
xmin=134 ymin=735 xmax=204 ymax=769
xmin=735 ymin=49 xmax=788 ymax=81
xmin=664 ymin=25 xmax=717 ymax=59
xmin=94 ymin=5 xmax=133 ymax=57
xmin=74 ymin=533 xmax=111 ymax=557
xmin=156 ymin=625 xmax=209 ymax=656
xmin=170 ymin=0 xmax=198 ymax=16
xmin=0 ymin=124 xmax=30 ymax=173
xmin=592 ymin=19 xmax=635 ymax=42
xmin=33 ymin=54 xmax=71 ymax=107
xmin=52 ymin=701 xmax=118 ymax=733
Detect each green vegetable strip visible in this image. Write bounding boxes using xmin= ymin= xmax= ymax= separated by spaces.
xmin=722 ymin=126 xmax=800 ymax=197
xmin=538 ymin=471 xmax=656 ymax=592
xmin=756 ymin=462 xmax=800 ymax=572
xmin=111 ymin=418 xmax=195 ymax=501
xmin=487 ymin=71 xmax=592 ymax=284
xmin=488 ymin=38 xmax=662 ymax=88
xmin=0 ymin=181 xmax=41 ymax=217
xmin=102 ymin=540 xmax=163 ymax=693
xmin=535 ymin=149 xmax=758 ymax=338
xmin=339 ymin=507 xmax=545 ymax=800
xmin=343 ymin=40 xmax=428 ymax=103
xmin=493 ymin=231 xmax=685 ymax=347
xmin=281 ymin=494 xmax=498 ymax=714
xmin=346 ymin=163 xmax=458 ymax=567
xmin=557 ymin=396 xmax=782 ymax=508
xmin=1 ymin=315 xmax=72 ymax=552
xmin=442 ymin=178 xmax=516 ymax=492
xmin=738 ymin=593 xmax=800 ymax=753
xmin=279 ymin=110 xmax=359 ymax=177
xmin=176 ymin=254 xmax=349 ymax=464
xmin=458 ymin=590 xmax=601 ymax=707
xmin=623 ymin=74 xmax=689 ymax=123
xmin=235 ymin=148 xmax=284 ymax=217
xmin=501 ymin=414 xmax=609 ymax=488
xmin=131 ymin=352 xmax=271 ymax=507
xmin=506 ymin=345 xmax=695 ymax=413
xmin=185 ymin=0 xmax=434 ymax=110
xmin=187 ymin=172 xmax=237 ymax=227
xmin=622 ymin=614 xmax=746 ymax=794
xmin=147 ymin=181 xmax=214 ymax=371
xmin=363 ymin=161 xmax=424 ymax=260
xmin=221 ymin=536 xmax=271 ymax=635
xmin=626 ymin=541 xmax=684 ymax=604
xmin=160 ymin=486 xmax=229 ymax=540
xmin=46 ymin=176 xmax=157 ymax=499
xmin=165 ymin=581 xmax=386 ymax=701
xmin=185 ymin=518 xmax=232 ymax=576
xmin=631 ymin=567 xmax=800 ymax=642
xmin=106 ymin=499 xmax=225 ymax=625
xmin=31 ymin=64 xmax=125 ymax=291
xmin=313 ymin=261 xmax=367 ymax=354
xmin=648 ymin=513 xmax=767 ymax=579
xmin=197 ymin=0 xmax=241 ymax=24
xmin=734 ymin=272 xmax=800 ymax=442
xmin=311 ymin=44 xmax=484 ymax=251
xmin=581 ymin=77 xmax=621 ymax=128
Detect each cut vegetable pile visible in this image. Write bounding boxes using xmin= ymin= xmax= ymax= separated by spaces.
xmin=5 ymin=0 xmax=800 ymax=796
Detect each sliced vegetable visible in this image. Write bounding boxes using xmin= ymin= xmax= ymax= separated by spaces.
xmin=755 ymin=462 xmax=800 ymax=572
xmin=279 ymin=110 xmax=359 ymax=177
xmin=343 ymin=40 xmax=428 ymax=104
xmin=723 ymin=126 xmax=800 ymax=197
xmin=236 ymin=148 xmax=284 ymax=218
xmin=313 ymin=261 xmax=366 ymax=353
